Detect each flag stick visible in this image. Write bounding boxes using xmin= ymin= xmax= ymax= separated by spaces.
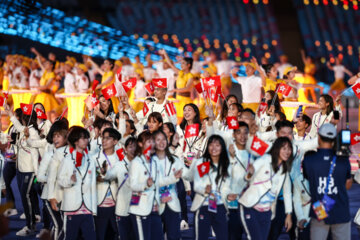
xmin=339 ymin=83 xmax=357 ymax=97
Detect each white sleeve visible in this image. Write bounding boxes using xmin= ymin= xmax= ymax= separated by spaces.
xmin=283 ymin=173 xmax=293 ymax=214
xmin=57 ymin=158 xmax=75 ymax=188
xmin=129 ymin=159 xmax=147 ymax=192
xmin=37 ymin=152 xmax=52 ymax=183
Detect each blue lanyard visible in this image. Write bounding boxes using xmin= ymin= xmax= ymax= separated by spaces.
xmin=103 ymin=152 xmax=112 ymax=168
xmin=324 ymin=156 xmax=337 ymax=195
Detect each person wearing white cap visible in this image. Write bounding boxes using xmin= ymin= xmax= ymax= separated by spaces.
xmin=302 ymin=123 xmax=353 ymax=240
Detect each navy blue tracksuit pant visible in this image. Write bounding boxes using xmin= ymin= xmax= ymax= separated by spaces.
xmin=176 ymin=178 xmax=188 ymax=222
xmin=228 ymin=208 xmax=244 ymax=240
xmin=16 ymin=171 xmax=37 ymax=228
xmin=240 ymin=205 xmax=272 ymax=240
xmin=94 ymin=206 xmax=118 ymax=240
xmin=44 ymin=200 xmax=64 ymax=240
xmin=161 ymin=205 xmax=181 ymax=240
xmin=64 ymin=214 xmax=96 ymax=240
xmin=116 ymin=215 xmax=135 ymax=240
xmin=195 ymin=205 xmax=228 ymax=240
xmin=131 ymin=212 xmax=164 ymax=240
xmin=3 ymin=161 xmax=17 ymax=207
xmin=268 ymin=199 xmax=296 ymax=240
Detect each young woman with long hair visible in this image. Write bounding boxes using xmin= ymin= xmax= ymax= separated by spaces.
xmin=191 ymin=135 xmax=231 ymax=240
xmin=239 ymin=137 xmax=294 ymax=240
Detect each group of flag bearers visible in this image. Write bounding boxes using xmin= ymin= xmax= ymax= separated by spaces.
xmin=2 ymin=70 xmax=360 ymax=240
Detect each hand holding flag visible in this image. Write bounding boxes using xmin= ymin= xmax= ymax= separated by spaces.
xmin=122 ymin=78 xmax=137 ymax=92
xmin=116 ymin=148 xmax=125 ymax=161
xmin=250 ymin=135 xmax=269 ymax=156
xmin=226 ymin=116 xmax=239 ymax=129
xmin=35 ymin=108 xmax=47 ymax=120
xmin=20 ymin=103 xmax=33 ymax=115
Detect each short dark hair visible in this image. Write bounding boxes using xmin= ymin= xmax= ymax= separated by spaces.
xmin=46 ymin=118 xmax=69 ymax=144
xmin=184 ymin=57 xmax=193 ymax=70
xmin=301 ymin=114 xmax=311 ymax=128
xmin=102 ymin=128 xmax=121 ymax=141
xmin=242 ymin=108 xmax=255 ymax=119
xmin=67 ymin=126 xmax=90 ymax=147
xmin=234 ymin=121 xmax=249 ymax=132
xmin=229 ymin=103 xmax=243 ymax=113
xmin=125 ymin=137 xmax=137 ymax=148
xmin=275 ymin=120 xmax=294 ymax=132
xmin=101 ymin=119 xmax=113 ymax=129
xmin=319 ymin=135 xmax=335 ymax=143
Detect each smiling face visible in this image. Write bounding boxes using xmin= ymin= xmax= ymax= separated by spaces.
xmin=180 ymin=59 xmax=190 ymax=71
xmin=233 ymin=126 xmax=248 ymax=147
xmin=183 ymin=105 xmax=196 ymax=122
xmin=103 ymin=60 xmax=113 ymax=71
xmin=269 ymin=66 xmax=278 ymax=78
xmin=296 ymin=117 xmax=308 ymax=132
xmin=147 ymin=117 xmax=162 ymax=133
xmin=99 ymin=96 xmax=110 ymax=112
xmin=154 ymin=132 xmax=168 ymax=152
xmin=228 ymin=104 xmax=239 ymax=117
xmin=279 ymin=143 xmax=292 ymax=162
xmin=318 ymin=96 xmax=328 ymax=110
xmin=227 ymin=96 xmax=237 ymax=106
xmin=208 ymin=140 xmax=222 ymax=158
xmin=53 ymin=132 xmax=67 ymax=149
xmin=245 ymin=65 xmax=255 ymax=76
xmin=125 ymin=141 xmax=137 ymax=157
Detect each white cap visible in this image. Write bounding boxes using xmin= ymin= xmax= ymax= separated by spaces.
xmin=318 ymin=123 xmax=337 ymax=139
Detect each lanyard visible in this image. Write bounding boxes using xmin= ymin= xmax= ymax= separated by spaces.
xmin=303 ymin=133 xmax=307 ymax=140
xmin=208 ymin=165 xmax=223 ymax=193
xmin=324 ymin=156 xmax=337 ymax=195
xmin=142 ymin=156 xmax=152 ymax=178
xmin=117 ymin=173 xmax=129 ymax=192
xmin=253 ymin=163 xmax=282 ymax=185
xmin=103 ymin=152 xmax=112 ymax=168
xmin=182 ymin=129 xmax=199 ymax=152
xmin=317 ymin=113 xmax=329 ymax=131
xmin=246 ymin=153 xmax=251 ymax=171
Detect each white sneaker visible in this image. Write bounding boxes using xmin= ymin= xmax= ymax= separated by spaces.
xmin=16 ymin=226 xmax=35 ymax=236
xmin=36 ymin=229 xmax=49 ymax=238
xmin=19 ymin=213 xmax=41 ymax=222
xmin=3 ymin=208 xmax=18 ymax=217
xmin=180 ymin=220 xmax=189 ymax=230
xmin=211 ymin=227 xmax=215 ymax=237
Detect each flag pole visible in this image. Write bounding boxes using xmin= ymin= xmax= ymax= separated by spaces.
xmin=339 ymin=82 xmax=357 ymax=97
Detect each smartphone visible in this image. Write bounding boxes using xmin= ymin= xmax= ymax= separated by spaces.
xmin=333 ymin=110 xmax=339 ymax=120
xmin=296 ymin=105 xmax=303 ymax=118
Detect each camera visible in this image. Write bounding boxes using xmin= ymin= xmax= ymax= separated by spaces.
xmin=336 ymin=129 xmax=351 ymax=157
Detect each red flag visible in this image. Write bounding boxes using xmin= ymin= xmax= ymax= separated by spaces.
xmin=0 ymin=96 xmax=4 ymax=107
xmin=165 ymin=102 xmax=176 ymax=116
xmin=85 ymin=93 xmax=99 ymax=111
xmin=122 ymin=78 xmax=137 ymax=92
xmin=143 ymin=146 xmax=152 ymax=161
xmin=201 ymin=76 xmax=221 ymax=89
xmin=35 ymin=108 xmax=47 ymax=120
xmin=152 ymin=78 xmax=167 ymax=88
xmin=143 ymin=102 xmax=149 ymax=116
xmin=91 ymin=80 xmax=99 ymax=91
xmin=258 ymin=102 xmax=268 ymax=116
xmin=226 ymin=116 xmax=239 ymax=129
xmin=145 ymin=82 xmax=155 ymax=95
xmin=185 ymin=124 xmax=199 ymax=138
xmin=277 ymin=83 xmax=292 ymax=97
xmin=195 ymin=83 xmax=205 ymax=94
xmin=116 ymin=67 xmax=122 ymax=82
xmin=75 ymin=151 xmax=83 ymax=168
xmin=250 ymin=135 xmax=269 ymax=156
xmin=197 ymin=161 xmax=210 ymax=178
xmin=116 ymin=148 xmax=125 ymax=161
xmin=3 ymin=92 xmax=8 ymax=99
xmin=101 ymin=84 xmax=117 ymax=100
xmin=351 ymin=133 xmax=360 ymax=145
xmin=210 ymin=88 xmax=219 ymax=103
xmin=20 ymin=103 xmax=33 ymax=115
xmin=352 ymin=83 xmax=360 ymax=99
